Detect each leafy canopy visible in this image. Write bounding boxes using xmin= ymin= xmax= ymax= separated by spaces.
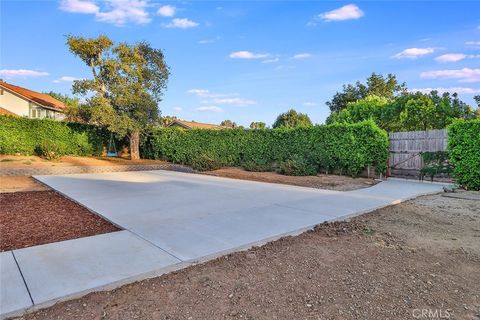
xmin=66 ymin=35 xmax=170 ymax=137
xmin=326 ymin=73 xmax=407 ymax=113
xmin=272 ymin=109 xmax=313 ymax=128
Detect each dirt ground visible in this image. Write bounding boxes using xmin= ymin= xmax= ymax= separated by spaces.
xmin=0 ymin=191 xmax=119 ymax=251
xmin=0 ymin=176 xmax=49 ymax=193
xmin=0 ymin=155 xmax=167 ymax=168
xmin=204 ymin=167 xmax=377 ymax=191
xmin=14 ymin=192 xmax=479 ymax=320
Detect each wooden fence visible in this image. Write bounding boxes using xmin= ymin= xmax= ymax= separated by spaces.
xmin=388 ymin=129 xmax=448 ymax=178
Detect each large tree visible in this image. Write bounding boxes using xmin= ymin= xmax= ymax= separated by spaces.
xmin=272 ymin=109 xmax=313 ymax=128
xmin=67 ymin=35 xmax=170 ymax=159
xmin=326 ymin=73 xmax=407 ymax=113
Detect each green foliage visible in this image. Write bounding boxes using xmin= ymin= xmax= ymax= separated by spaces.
xmin=241 ymin=158 xmax=273 ymax=172
xmin=272 ymin=109 xmax=313 ymax=128
xmin=249 ymin=121 xmax=266 ymax=129
xmin=66 ymin=35 xmax=170 ymax=158
xmin=328 ymin=91 xmax=478 ymax=132
xmin=447 ymin=119 xmax=480 ymax=190
xmin=35 ymin=140 xmax=64 ymax=160
xmin=0 ymin=115 xmax=114 ymax=156
xmin=190 ymin=154 xmax=223 ymax=171
xmin=326 ymin=73 xmax=407 ymax=113
xmin=278 ymin=155 xmax=317 ymax=176
xmin=141 ymin=121 xmax=389 ymax=177
xmin=420 ymin=151 xmax=452 ymax=181
xmin=220 ymin=120 xmax=238 ymax=128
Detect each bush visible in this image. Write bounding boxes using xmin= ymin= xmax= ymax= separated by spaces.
xmin=278 ymin=155 xmax=317 ymax=176
xmin=141 ymin=120 xmax=389 ymax=177
xmin=191 ymin=154 xmax=223 ymax=171
xmin=35 ymin=140 xmax=64 ymax=160
xmin=0 ymin=116 xmax=116 ymax=156
xmin=448 ymin=119 xmax=480 ymax=190
xmin=241 ymin=158 xmax=273 ymax=172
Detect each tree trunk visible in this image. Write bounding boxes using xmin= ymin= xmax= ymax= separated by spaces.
xmin=130 ymin=131 xmax=140 ymax=160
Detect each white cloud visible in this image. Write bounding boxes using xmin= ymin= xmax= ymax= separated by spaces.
xmin=60 ymin=0 xmax=150 ymax=25
xmin=303 ymin=102 xmax=318 ymax=107
xmin=0 ymin=69 xmax=49 ymax=78
xmin=392 ymin=47 xmax=436 ymax=59
xmin=262 ymin=57 xmax=279 ymax=63
xmin=164 ymin=18 xmax=199 ymax=29
xmin=157 ymin=5 xmax=175 ymax=17
xmin=173 ymin=107 xmax=183 ymax=112
xmin=319 ymin=4 xmax=364 ymax=22
xmin=211 ymin=98 xmax=256 ymax=106
xmin=53 ymin=76 xmax=80 ymax=83
xmin=435 ymin=53 xmax=467 ymax=63
xmin=229 ymin=51 xmax=270 ymax=59
xmin=196 ymin=106 xmax=223 ymax=112
xmin=59 ymin=0 xmax=99 ymax=13
xmin=292 ymin=53 xmax=312 ymax=59
xmin=274 ymin=65 xmax=296 ymax=71
xmin=465 ymin=41 xmax=480 ymax=46
xmin=411 ymin=87 xmax=480 ymax=94
xmin=435 ymin=53 xmax=480 ymax=63
xmin=420 ymin=68 xmax=480 ymax=83
xmin=187 ymin=89 xmax=231 ymax=98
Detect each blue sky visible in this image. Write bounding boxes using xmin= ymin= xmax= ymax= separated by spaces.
xmin=1 ymin=1 xmax=479 ymax=126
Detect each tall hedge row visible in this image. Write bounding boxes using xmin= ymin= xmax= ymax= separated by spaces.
xmin=141 ymin=120 xmax=389 ymax=176
xmin=0 ymin=115 xmax=111 ymax=156
xmin=448 ymin=119 xmax=480 ymax=190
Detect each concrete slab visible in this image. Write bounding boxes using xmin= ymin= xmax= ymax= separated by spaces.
xmin=13 ymin=231 xmax=181 ymax=307
xmin=35 ymin=170 xmax=447 ymax=263
xmin=0 ymin=251 xmax=32 ymax=319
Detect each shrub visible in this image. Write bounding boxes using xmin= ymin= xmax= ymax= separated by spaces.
xmin=448 ymin=119 xmax=480 ymax=190
xmin=141 ymin=120 xmax=389 ymax=177
xmin=0 ymin=115 xmax=116 ymax=156
xmin=35 ymin=140 xmax=64 ymax=160
xmin=278 ymin=155 xmax=317 ymax=176
xmin=190 ymin=154 xmax=223 ymax=171
xmin=241 ymin=158 xmax=273 ymax=172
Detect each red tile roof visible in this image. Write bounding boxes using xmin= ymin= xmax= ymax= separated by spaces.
xmin=0 ymin=81 xmax=66 ymax=111
xmin=167 ymin=120 xmax=226 ymax=129
xmin=0 ymin=107 xmax=18 ymax=117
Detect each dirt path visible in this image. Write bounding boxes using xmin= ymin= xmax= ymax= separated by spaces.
xmin=13 ymin=192 xmax=479 ymax=320
xmin=204 ymin=167 xmax=377 ymax=191
xmin=0 ymin=176 xmax=49 ymax=193
xmin=0 ymin=155 xmax=167 ymax=168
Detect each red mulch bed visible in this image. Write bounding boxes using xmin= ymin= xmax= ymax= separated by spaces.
xmin=0 ymin=191 xmax=120 ymax=251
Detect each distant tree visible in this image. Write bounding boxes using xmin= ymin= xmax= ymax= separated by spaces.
xmin=66 ymin=35 xmax=170 ymax=159
xmin=399 ymin=94 xmax=437 ymax=131
xmin=161 ymin=115 xmax=177 ymax=127
xmin=220 ymin=119 xmax=238 ymax=128
xmin=249 ymin=121 xmax=266 ymax=129
xmin=326 ymin=73 xmax=407 ymax=113
xmin=474 ymin=95 xmax=480 ymax=108
xmin=272 ymin=109 xmax=313 ymax=128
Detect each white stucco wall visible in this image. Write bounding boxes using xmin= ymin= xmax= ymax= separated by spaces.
xmin=0 ymin=89 xmax=30 ymax=116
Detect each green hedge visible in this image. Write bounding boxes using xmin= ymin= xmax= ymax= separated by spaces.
xmin=0 ymin=115 xmax=113 ymax=156
xmin=141 ymin=120 xmax=389 ymax=176
xmin=448 ymin=119 xmax=480 ymax=190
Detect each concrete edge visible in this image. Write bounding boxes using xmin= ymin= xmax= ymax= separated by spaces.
xmin=4 ymin=179 xmax=445 ymax=320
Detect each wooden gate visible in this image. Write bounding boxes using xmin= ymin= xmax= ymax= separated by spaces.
xmin=388 ymin=129 xmax=447 ymax=179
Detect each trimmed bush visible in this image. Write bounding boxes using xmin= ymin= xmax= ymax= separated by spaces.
xmin=141 ymin=120 xmax=389 ymax=177
xmin=0 ymin=115 xmax=114 ymax=157
xmin=278 ymin=155 xmax=317 ymax=176
xmin=448 ymin=119 xmax=480 ymax=190
xmin=191 ymin=154 xmax=223 ymax=171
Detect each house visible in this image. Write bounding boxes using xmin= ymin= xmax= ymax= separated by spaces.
xmin=167 ymin=119 xmax=226 ymax=129
xmin=0 ymin=81 xmax=66 ymax=120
